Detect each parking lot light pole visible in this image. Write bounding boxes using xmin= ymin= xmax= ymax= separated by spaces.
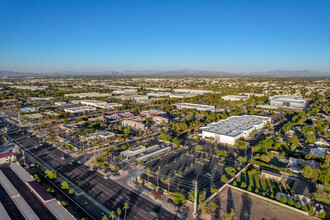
xmin=193 ymin=180 xmax=197 ymax=218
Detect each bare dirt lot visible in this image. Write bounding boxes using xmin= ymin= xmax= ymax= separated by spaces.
xmin=209 ymin=187 xmax=316 ymax=220
xmin=180 ymin=186 xmax=316 ymax=220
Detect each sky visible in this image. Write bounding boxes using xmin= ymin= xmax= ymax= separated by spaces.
xmin=0 ymin=0 xmax=329 ymax=73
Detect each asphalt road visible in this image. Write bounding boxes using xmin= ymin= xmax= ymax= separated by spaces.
xmin=1 ymin=118 xmax=180 ymax=220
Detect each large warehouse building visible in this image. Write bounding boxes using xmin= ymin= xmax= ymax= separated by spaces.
xmin=200 ymin=115 xmax=271 ymax=145
xmin=269 ymin=95 xmax=307 ymax=108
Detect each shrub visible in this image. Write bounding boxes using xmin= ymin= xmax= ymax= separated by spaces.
xmin=280 ymin=196 xmax=287 ymax=204
xmin=288 ymin=198 xmax=294 ymax=206
xmin=302 ymin=205 xmax=308 ymax=212
xmin=209 ymin=201 xmax=219 ymax=212
xmin=84 ymin=201 xmax=88 ymax=205
xmin=240 ymin=182 xmax=246 ymax=188
xmin=221 ymin=175 xmax=228 ymax=183
xmin=247 ymin=185 xmax=252 ymax=191
xmin=295 ymin=203 xmax=301 ymax=209
xmin=309 ymin=206 xmax=315 ymax=215
xmin=69 ymin=188 xmax=74 ymax=194
xmin=270 ymin=193 xmax=274 ymax=198
xmin=262 ymin=192 xmax=266 ymax=196
xmin=255 ymin=188 xmax=259 ymax=194
xmin=232 ymin=181 xmax=237 ymax=186
xmin=318 ymin=209 xmax=326 ymax=219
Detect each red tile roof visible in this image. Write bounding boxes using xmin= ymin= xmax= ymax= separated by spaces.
xmin=0 ymin=153 xmax=14 ymax=159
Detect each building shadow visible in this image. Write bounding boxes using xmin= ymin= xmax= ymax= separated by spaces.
xmin=239 ymin=193 xmax=251 ymax=220
xmin=227 ymin=188 xmax=234 ymax=211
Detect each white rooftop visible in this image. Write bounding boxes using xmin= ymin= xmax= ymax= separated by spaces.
xmin=200 ymin=115 xmax=270 ymax=137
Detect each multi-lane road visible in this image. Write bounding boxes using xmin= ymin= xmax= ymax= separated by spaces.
xmin=0 ymin=118 xmax=180 ymax=220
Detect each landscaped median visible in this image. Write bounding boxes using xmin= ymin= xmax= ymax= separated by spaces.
xmin=227 ymin=184 xmax=309 ymax=216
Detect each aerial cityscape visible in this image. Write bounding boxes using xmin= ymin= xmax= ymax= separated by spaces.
xmin=0 ymin=1 xmax=329 ymax=220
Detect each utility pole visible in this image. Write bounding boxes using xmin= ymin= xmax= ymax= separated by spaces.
xmin=193 ymin=180 xmax=198 ymax=218
xmin=22 ymin=150 xmax=26 ymax=166
xmin=18 ymin=112 xmax=21 ymax=125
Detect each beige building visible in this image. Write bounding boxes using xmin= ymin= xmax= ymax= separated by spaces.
xmin=122 ymin=120 xmax=145 ymax=131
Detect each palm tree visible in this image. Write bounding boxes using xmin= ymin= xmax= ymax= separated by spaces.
xmin=123 ymin=202 xmax=129 ymax=220
xmin=165 ymin=177 xmax=171 ymax=192
xmin=117 ymin=208 xmax=122 ymax=219
xmin=146 ymin=167 xmax=152 ymax=183
xmin=156 ymin=170 xmax=160 ymax=187
xmin=110 ymin=211 xmax=115 ymax=220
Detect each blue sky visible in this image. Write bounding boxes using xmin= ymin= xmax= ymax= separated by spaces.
xmin=0 ymin=0 xmax=329 ymax=73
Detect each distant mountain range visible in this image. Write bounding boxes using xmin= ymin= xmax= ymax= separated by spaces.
xmin=0 ymin=69 xmax=329 ymax=77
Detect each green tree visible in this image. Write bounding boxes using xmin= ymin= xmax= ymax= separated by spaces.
xmin=61 ymin=181 xmax=70 ymax=190
xmin=295 ymin=203 xmax=301 ymax=209
xmin=280 ymin=196 xmax=287 ymax=204
xmin=69 ymin=188 xmax=74 ymax=194
xmin=171 ymin=192 xmax=186 ymax=205
xmin=194 ymin=145 xmax=203 ymax=151
xmin=117 ymin=208 xmax=122 ymax=219
xmin=237 ymin=156 xmax=247 ymax=164
xmin=247 ymin=185 xmax=252 ymax=191
xmin=110 ymin=211 xmax=115 ymax=220
xmin=288 ymin=198 xmax=294 ymax=206
xmin=225 ymin=167 xmax=236 ymax=177
xmin=102 ymin=215 xmax=109 ymax=220
xmin=172 ymin=137 xmax=181 ymax=147
xmin=209 ymin=201 xmax=219 ymax=212
xmin=260 ymin=154 xmax=271 ymax=163
xmin=123 ymin=202 xmax=129 ymax=220
xmin=45 ymin=169 xmax=58 ymax=179
xmin=302 ymin=205 xmax=308 ymax=212
xmin=309 ymin=206 xmax=315 ymax=215
xmin=318 ymin=209 xmax=326 ymax=219
xmin=221 ymin=175 xmax=228 ymax=183
xmin=240 ymin=182 xmax=246 ymax=188
xmin=305 ymin=133 xmax=316 ymax=144
xmin=301 ymin=165 xmax=319 ymax=182
xmin=289 ymin=135 xmax=300 ymax=151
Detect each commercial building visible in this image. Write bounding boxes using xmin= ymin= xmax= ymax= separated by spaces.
xmin=172 ymin=89 xmax=214 ymax=94
xmin=200 ymin=115 xmax=271 ymax=145
xmin=269 ymin=95 xmax=307 ymax=108
xmin=136 ymin=146 xmax=171 ymax=162
xmin=54 ymin=101 xmax=67 ymax=106
xmin=152 ymin=116 xmax=169 ymax=124
xmin=146 ymin=92 xmax=172 ymax=97
xmin=122 ymin=120 xmax=145 ymax=131
xmin=169 ymin=93 xmax=197 ymax=98
xmin=64 ymin=106 xmax=96 ymax=113
xmin=114 ymin=95 xmax=150 ymax=102
xmin=222 ymin=95 xmax=249 ymax=101
xmin=10 ymin=86 xmax=46 ymax=90
xmin=64 ymin=92 xmax=112 ymax=98
xmin=80 ymin=100 xmax=123 ymax=109
xmin=173 ymin=103 xmax=216 ymax=111
xmin=261 ymin=168 xmax=282 ymax=181
xmin=120 ymin=145 xmax=160 ymax=159
xmin=82 ymin=131 xmax=116 ymax=140
xmin=140 ymin=109 xmax=166 ymax=117
xmin=0 ymin=153 xmax=16 ymax=164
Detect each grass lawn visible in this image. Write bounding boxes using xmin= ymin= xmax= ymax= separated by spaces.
xmin=235 ymin=169 xmax=290 ymax=195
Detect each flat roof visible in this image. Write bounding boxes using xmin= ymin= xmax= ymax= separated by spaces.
xmin=12 ymin=196 xmax=40 ymax=220
xmin=0 ymin=153 xmax=14 ymax=159
xmin=45 ymin=200 xmax=75 ymax=220
xmin=28 ymin=181 xmax=54 ymax=202
xmin=0 ymin=202 xmax=11 ymax=220
xmin=0 ymin=170 xmax=20 ymax=198
xmin=200 ymin=115 xmax=270 ymax=137
xmin=10 ymin=163 xmax=34 ymax=182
